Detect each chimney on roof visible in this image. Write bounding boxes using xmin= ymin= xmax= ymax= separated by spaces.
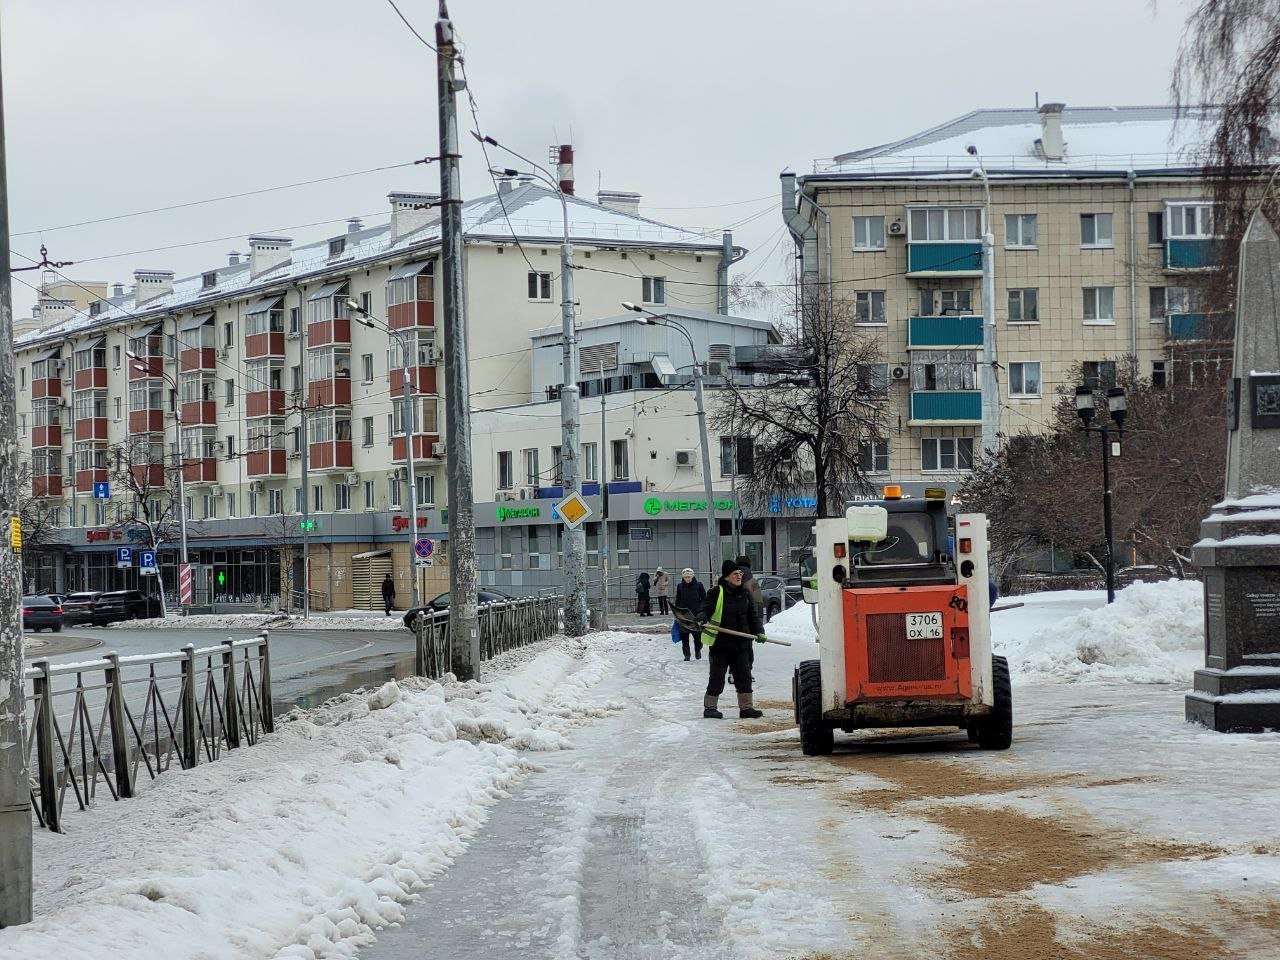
xmin=597 ymin=190 xmax=641 ymax=216
xmin=1037 ymin=102 xmax=1066 ymax=161
xmin=133 ymin=269 xmax=175 ymax=304
xmin=554 ymin=144 xmax=575 ymax=196
xmin=112 ymin=282 xmax=124 ymax=298
xmin=228 ymin=250 xmax=242 ymax=266
xmin=347 ymin=217 xmax=363 ymax=234
xmin=247 ymin=235 xmax=293 ymax=278
xmin=497 ymin=177 xmax=514 ymax=196
xmin=388 ymin=191 xmax=439 ymax=243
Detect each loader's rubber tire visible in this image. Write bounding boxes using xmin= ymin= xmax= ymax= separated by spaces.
xmin=966 ymin=722 xmax=979 ymax=743
xmin=977 ymin=655 xmax=1013 ymax=750
xmin=797 ymin=659 xmax=834 ymax=756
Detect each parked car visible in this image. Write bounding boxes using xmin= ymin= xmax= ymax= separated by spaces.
xmin=755 ymin=575 xmax=796 ymax=622
xmin=22 ymin=595 xmax=63 ymax=632
xmin=62 ymin=591 xmax=103 ymax=625
xmin=401 ymin=589 xmax=514 ymax=630
xmin=93 ymin=590 xmax=162 ymax=625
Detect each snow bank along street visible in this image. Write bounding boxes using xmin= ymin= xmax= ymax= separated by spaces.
xmin=4 ymin=581 xmax=1280 ymax=959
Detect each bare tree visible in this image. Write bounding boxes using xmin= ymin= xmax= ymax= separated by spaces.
xmin=15 ymin=461 xmax=61 ymax=592
xmin=107 ymin=436 xmax=181 ymax=617
xmin=259 ymin=512 xmax=299 ymax=613
xmin=1173 ymin=0 xmax=1280 ymax=308
xmin=711 ymin=295 xmax=887 ymax=518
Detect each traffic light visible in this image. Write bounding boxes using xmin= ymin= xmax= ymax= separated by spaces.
xmin=216 ymin=570 xmax=227 ymax=588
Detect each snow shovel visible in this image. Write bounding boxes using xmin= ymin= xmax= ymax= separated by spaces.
xmin=670 ymin=605 xmax=792 ymax=646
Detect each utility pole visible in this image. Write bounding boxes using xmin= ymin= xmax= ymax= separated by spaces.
xmin=969 ymin=146 xmax=999 ymax=455
xmin=300 ymin=397 xmax=311 ymax=618
xmin=597 ymin=360 xmax=609 ymax=629
xmin=0 ymin=31 xmax=34 ymax=926
xmin=556 ymin=193 xmax=587 ymax=635
xmin=437 ymin=4 xmax=479 ymax=679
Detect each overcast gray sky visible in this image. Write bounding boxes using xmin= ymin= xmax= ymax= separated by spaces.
xmin=3 ymin=0 xmax=1196 ymax=321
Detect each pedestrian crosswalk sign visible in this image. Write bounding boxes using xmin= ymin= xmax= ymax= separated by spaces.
xmin=554 ymin=491 xmax=593 ymax=530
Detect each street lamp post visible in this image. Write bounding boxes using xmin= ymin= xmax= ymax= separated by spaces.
xmin=127 ymin=351 xmax=188 ymax=613
xmin=349 ymin=302 xmax=422 ymax=610
xmin=967 ymin=144 xmax=999 ymax=456
xmin=623 ymin=302 xmax=720 ymax=577
xmin=482 ymin=140 xmax=588 ymax=636
xmin=1074 ymin=385 xmax=1127 ymax=604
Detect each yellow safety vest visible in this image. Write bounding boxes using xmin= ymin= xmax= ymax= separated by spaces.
xmin=701 ymin=586 xmax=726 ymax=647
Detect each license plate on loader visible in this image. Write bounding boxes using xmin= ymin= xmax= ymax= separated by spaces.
xmin=905 ymin=612 xmax=943 ymax=639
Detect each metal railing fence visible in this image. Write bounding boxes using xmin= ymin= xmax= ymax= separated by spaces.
xmin=24 ymin=631 xmax=272 ymax=832
xmin=414 ymin=595 xmax=564 ymax=678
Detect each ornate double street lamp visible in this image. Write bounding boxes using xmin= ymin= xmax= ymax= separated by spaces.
xmin=1075 ymin=384 xmax=1127 ymax=604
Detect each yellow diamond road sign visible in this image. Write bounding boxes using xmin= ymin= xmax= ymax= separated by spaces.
xmin=555 ymin=491 xmax=593 ymax=529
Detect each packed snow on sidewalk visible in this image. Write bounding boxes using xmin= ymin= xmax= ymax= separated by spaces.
xmin=114 ymin=612 xmax=409 ymax=631
xmin=3 ymin=635 xmax=626 ymax=960
xmin=764 ymin=578 xmax=1205 ymax=684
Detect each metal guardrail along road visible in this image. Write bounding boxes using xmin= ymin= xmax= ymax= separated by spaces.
xmin=415 ymin=594 xmax=564 ymax=677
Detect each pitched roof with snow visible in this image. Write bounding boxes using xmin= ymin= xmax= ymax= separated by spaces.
xmin=18 ymin=184 xmax=724 ymax=349
xmin=810 ymin=105 xmax=1226 ymax=181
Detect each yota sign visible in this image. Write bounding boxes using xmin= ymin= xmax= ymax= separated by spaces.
xmin=643 ymin=497 xmax=736 ymax=516
xmin=496 ymin=506 xmax=541 ymax=521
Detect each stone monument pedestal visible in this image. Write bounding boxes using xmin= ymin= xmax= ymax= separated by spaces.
xmin=1186 ymin=498 xmax=1280 ymax=732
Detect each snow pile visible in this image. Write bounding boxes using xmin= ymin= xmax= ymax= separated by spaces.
xmin=4 ymin=636 xmax=620 ymax=960
xmin=996 ymin=579 xmax=1204 ymax=684
xmin=764 ymin=601 xmax=818 ymax=646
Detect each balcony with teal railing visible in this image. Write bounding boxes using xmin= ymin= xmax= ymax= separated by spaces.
xmin=907 ymin=315 xmax=984 ymax=349
xmin=1164 ymin=238 xmax=1219 ymax=271
xmin=907 ymin=242 xmax=982 ymax=275
xmin=1167 ymin=312 xmax=1235 ymax=342
xmin=910 ymin=390 xmax=982 ymax=424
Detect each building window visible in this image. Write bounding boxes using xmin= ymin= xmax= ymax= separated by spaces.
xmin=921 ymin=437 xmax=974 ymax=472
xmin=335 ymin=484 xmax=350 ymax=511
xmin=611 ymin=439 xmax=630 ymax=481
xmin=855 ymin=362 xmax=889 ymax=395
xmin=910 ymin=350 xmax=976 ymax=391
xmin=226 ymin=434 xmax=236 ymax=457
xmin=719 ymin=437 xmax=753 ymax=477
xmin=224 ymin=322 xmax=234 ymax=348
xmin=908 ymin=206 xmax=982 ymax=241
xmin=582 ymin=442 xmax=598 ymax=482
xmin=291 ymin=365 xmax=301 ymax=392
xmin=522 ymin=448 xmax=539 ymax=487
xmin=585 ymin=522 xmax=600 ymax=567
xmin=853 ymin=216 xmax=885 ymax=251
xmin=1149 ymin=286 xmax=1167 ymax=320
xmin=1083 ymin=287 xmax=1115 ymax=323
xmin=1166 ymin=202 xmax=1216 ymax=239
xmin=364 ymin=480 xmax=375 ymax=509
xmin=859 ymin=439 xmax=889 ymax=474
xmin=249 ymin=490 xmax=259 ymax=517
xmin=527 ymin=526 xmax=546 ymax=569
xmin=499 ymin=526 xmax=515 ymax=570
xmin=19 ymin=367 xmax=24 ymax=389
xmin=362 ymin=353 xmax=374 ymax=382
xmin=112 ymin=345 xmax=121 ymax=369
xmin=224 ymin=379 xmax=235 ymax=406
xmin=497 ymin=450 xmax=513 ymax=490
xmin=1148 ymin=212 xmax=1165 ymax=246
xmin=854 ymin=290 xmax=886 ymax=324
xmin=312 ymin=484 xmax=324 ymax=512
xmin=527 ymin=271 xmax=552 ymax=301
xmin=921 ymin=289 xmax=972 ymax=315
xmin=1008 ymin=288 xmax=1038 ymax=323
xmin=360 ymin=291 xmax=373 ymax=314
xmin=329 ymin=237 xmax=346 ymax=258
xmin=1080 ymin=213 xmax=1114 ymax=248
xmin=613 ymin=520 xmax=630 ymax=569
xmin=225 ymin=493 xmax=236 ymax=518
xmin=113 ymin=397 xmax=122 ymax=420
xmin=551 ymin=445 xmax=563 ymax=485
xmin=416 ymin=473 xmax=434 ymax=506
xmin=641 ymin=276 xmax=666 ymax=305
xmin=362 ymin=417 xmax=374 ymax=446
xmin=288 ymin=307 xmax=301 ymax=334
xmin=167 ymin=334 xmax=177 ymax=358
xmin=1004 ymin=213 xmax=1037 ymax=248
xmin=389 ymin=476 xmax=402 ymax=508
xmin=1082 ymin=360 xmax=1118 ymax=391
xmin=1008 ymin=361 xmax=1041 ymax=397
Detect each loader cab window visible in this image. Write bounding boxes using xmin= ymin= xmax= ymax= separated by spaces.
xmin=855 ymin=511 xmax=936 ymax=566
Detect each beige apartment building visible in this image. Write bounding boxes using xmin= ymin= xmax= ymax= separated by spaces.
xmin=15 ymin=181 xmax=739 ymax=608
xmin=784 ymin=103 xmax=1227 ymax=485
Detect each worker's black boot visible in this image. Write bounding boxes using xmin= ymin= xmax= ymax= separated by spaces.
xmin=703 ymin=695 xmax=723 ymax=719
xmin=738 ymin=693 xmax=763 ymax=720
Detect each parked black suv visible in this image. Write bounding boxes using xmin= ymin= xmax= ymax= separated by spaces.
xmin=62 ymin=591 xmax=104 ymax=625
xmin=91 ymin=590 xmax=162 ymax=625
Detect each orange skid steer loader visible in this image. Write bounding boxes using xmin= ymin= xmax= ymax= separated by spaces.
xmin=792 ymin=487 xmax=1012 ymax=755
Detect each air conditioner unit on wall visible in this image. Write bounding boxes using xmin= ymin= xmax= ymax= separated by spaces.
xmin=431 ymin=441 xmax=446 ymax=458
xmin=887 ymin=220 xmax=906 ymax=236
xmin=705 ymin=361 xmax=728 ymax=378
xmin=674 ymin=449 xmax=695 ymax=467
xmin=518 ymin=486 xmax=534 ymax=500
xmin=345 ymin=471 xmax=360 ymax=486
xmin=248 ymin=480 xmax=264 ymax=493
xmin=209 ymin=485 xmax=223 ymax=497
xmin=386 ymin=467 xmax=406 ymax=480
xmin=891 ymin=365 xmax=910 ymax=381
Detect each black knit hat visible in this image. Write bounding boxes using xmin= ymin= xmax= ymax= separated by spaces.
xmin=721 ymin=559 xmax=741 ymax=578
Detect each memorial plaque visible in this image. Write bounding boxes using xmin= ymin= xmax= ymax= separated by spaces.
xmin=1204 ymin=568 xmax=1226 ymax=664
xmin=1249 ymin=375 xmax=1280 ymax=429
xmin=1226 ymin=378 xmax=1240 ymax=432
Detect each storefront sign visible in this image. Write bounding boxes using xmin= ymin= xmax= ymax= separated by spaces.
xmin=85 ymin=529 xmax=124 ymax=543
xmin=768 ymin=495 xmax=817 ymax=513
xmin=630 ymin=527 xmax=653 ymax=541
xmin=496 ymin=506 xmax=541 ymax=521
xmin=642 ymin=497 xmax=735 ymax=516
xmin=392 ymin=515 xmax=430 ymax=532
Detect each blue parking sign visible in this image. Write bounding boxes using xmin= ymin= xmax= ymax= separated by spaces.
xmin=116 ymin=547 xmax=133 ymax=568
xmin=139 ymin=550 xmax=157 ymax=574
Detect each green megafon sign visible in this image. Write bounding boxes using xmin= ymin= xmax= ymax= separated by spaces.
xmin=643 ymin=497 xmax=735 ymax=516
xmin=496 ymin=506 xmax=541 ymax=521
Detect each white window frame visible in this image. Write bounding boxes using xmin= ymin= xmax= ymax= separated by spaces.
xmin=907 ymin=206 xmax=983 ymax=242
xmin=527 ymin=271 xmax=552 ymax=301
xmin=1083 ymin=286 xmax=1116 ymax=324
xmin=1165 ymin=201 xmax=1217 ymax=240
xmin=920 ymin=437 xmax=975 ymax=473
xmin=859 ymin=439 xmax=890 ymax=474
xmin=582 ymin=442 xmax=598 ymax=483
xmin=523 ymin=448 xmax=539 ymax=487
xmin=334 ymin=483 xmax=350 ymax=512
xmin=1008 ymin=361 xmax=1041 ymax=398
xmin=1080 ymin=213 xmax=1114 ymax=248
xmin=1008 ymin=288 xmax=1039 ymax=324
xmin=641 ymin=276 xmax=666 ymax=305
xmin=497 ymin=451 xmax=513 ymax=490
xmin=1004 ymin=213 xmax=1037 ymax=249
xmin=854 ymin=290 xmax=886 ymax=325
xmin=852 ymin=216 xmax=886 ymax=251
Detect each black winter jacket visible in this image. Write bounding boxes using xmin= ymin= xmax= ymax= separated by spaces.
xmin=699 ymin=581 xmax=764 ymax=643
xmin=674 ymin=577 xmax=706 ymax=614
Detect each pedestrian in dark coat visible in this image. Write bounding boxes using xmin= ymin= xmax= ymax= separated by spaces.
xmin=635 ymin=571 xmax=652 ymax=616
xmin=381 ymin=574 xmax=396 ymax=617
xmin=653 ymin=567 xmax=671 ymax=615
xmin=673 ymin=567 xmax=706 ymax=661
xmin=699 ymin=559 xmax=765 ymax=719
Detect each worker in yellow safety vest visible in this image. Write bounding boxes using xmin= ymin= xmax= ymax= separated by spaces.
xmin=698 ymin=559 xmax=766 ymax=720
